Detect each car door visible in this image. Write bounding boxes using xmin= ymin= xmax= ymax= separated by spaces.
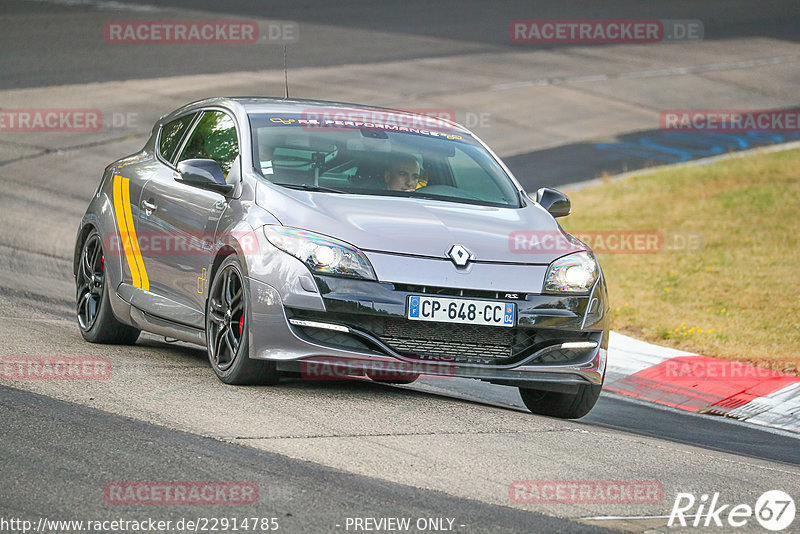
xmin=110 ymin=157 xmax=158 ymax=293
xmin=135 ymin=109 xmax=240 ymax=328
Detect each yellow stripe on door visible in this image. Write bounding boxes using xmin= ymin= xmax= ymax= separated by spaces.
xmin=112 ymin=175 xmax=149 ymax=291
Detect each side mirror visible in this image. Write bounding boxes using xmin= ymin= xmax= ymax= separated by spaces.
xmin=535 ymin=187 xmax=571 ymax=218
xmin=176 ymin=159 xmax=234 ymax=195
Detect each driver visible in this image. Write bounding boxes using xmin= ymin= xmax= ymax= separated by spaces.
xmin=383 ymin=153 xmax=421 ymax=192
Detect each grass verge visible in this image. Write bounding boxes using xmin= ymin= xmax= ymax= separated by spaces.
xmin=560 ymin=148 xmax=800 ymax=374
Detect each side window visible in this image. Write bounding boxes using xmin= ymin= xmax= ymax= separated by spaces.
xmin=158 ymin=113 xmax=196 ymax=162
xmin=177 ymin=111 xmax=239 ymax=176
xmin=450 ymin=146 xmax=508 ymax=204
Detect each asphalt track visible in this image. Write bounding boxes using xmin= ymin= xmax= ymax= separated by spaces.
xmin=1 ymin=386 xmax=614 ymax=534
xmin=1 ymin=1 xmax=799 ymax=533
xmin=4 ymin=0 xmax=800 ymax=185
xmin=3 ymin=0 xmax=799 ymax=88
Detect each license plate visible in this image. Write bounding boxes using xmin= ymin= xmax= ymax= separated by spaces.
xmin=407 ymin=295 xmax=515 ymax=327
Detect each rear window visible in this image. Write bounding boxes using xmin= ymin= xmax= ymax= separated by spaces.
xmin=248 ymin=113 xmax=520 ymax=208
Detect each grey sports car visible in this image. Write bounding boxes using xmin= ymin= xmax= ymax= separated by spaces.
xmin=74 ymin=97 xmax=609 ymax=419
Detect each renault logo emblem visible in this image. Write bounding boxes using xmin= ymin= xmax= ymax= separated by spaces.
xmin=448 ymin=245 xmax=473 ymax=267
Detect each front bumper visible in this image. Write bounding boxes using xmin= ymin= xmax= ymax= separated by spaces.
xmin=245 ymin=266 xmax=609 ymax=392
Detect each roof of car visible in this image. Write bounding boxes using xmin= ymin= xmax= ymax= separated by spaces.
xmin=179 ymin=96 xmax=473 ymax=136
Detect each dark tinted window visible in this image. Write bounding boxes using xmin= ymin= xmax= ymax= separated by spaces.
xmin=178 ymin=111 xmax=239 ymax=176
xmin=158 ymin=113 xmax=195 ymax=162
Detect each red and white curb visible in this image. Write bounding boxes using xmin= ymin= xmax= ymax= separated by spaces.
xmin=606 ymin=332 xmax=800 ymax=433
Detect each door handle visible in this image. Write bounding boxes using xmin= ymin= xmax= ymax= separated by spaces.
xmin=141 ymin=199 xmax=157 ymax=216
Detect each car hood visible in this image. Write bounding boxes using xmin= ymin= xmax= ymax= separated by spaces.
xmin=255 ymin=182 xmax=586 ymax=264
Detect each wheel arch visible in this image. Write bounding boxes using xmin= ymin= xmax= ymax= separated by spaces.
xmin=73 ymin=223 xmax=97 ymax=278
xmin=208 ymin=246 xmax=239 ymax=288
xmin=205 ymin=245 xmax=242 ymax=312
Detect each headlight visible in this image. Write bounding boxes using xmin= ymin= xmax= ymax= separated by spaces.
xmin=543 ymin=251 xmax=599 ymax=293
xmin=263 ymin=226 xmax=376 ymax=280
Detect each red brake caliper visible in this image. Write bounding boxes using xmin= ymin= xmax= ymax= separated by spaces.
xmin=100 ymin=256 xmax=104 ymax=270
xmin=238 ymin=315 xmax=243 ymax=335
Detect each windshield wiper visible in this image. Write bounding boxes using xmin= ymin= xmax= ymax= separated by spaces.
xmin=273 ymin=183 xmax=346 ymax=194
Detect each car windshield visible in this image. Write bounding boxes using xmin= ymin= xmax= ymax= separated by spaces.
xmin=248 ymin=112 xmax=521 ymax=208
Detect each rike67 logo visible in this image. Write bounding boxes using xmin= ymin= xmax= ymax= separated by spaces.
xmin=669 ymin=490 xmax=795 ymax=531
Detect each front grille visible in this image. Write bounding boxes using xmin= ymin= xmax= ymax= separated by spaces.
xmin=378 ymin=319 xmax=514 ymax=362
xmin=381 ymin=337 xmax=510 ymax=361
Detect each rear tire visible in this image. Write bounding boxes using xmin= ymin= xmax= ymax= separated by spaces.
xmin=519 ymin=384 xmax=601 ymax=419
xmin=76 ymin=230 xmax=140 ymax=345
xmin=206 ymin=255 xmax=279 ymax=385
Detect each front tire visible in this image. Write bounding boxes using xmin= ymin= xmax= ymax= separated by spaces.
xmin=206 ymin=256 xmax=279 ymax=385
xmin=76 ymin=230 xmax=140 ymax=345
xmin=519 ymin=384 xmax=601 ymax=419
